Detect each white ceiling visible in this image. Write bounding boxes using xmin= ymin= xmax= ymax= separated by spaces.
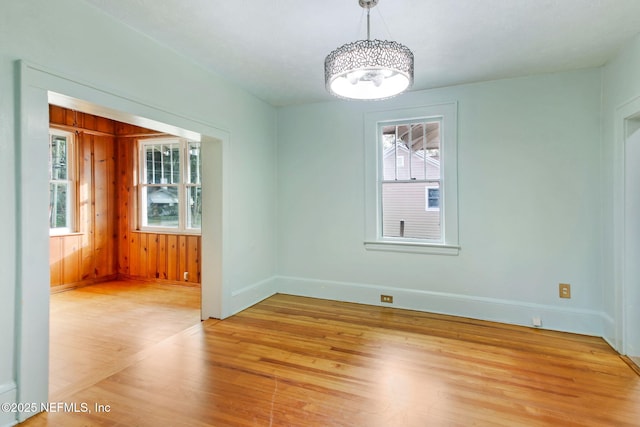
xmin=83 ymin=0 xmax=640 ymax=107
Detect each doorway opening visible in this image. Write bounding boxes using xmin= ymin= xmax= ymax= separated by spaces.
xmin=46 ymin=101 xmax=205 ymax=399
xmin=16 ymin=61 xmax=227 ymax=423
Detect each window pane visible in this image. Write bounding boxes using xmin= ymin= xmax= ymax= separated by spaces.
xmin=424 ymin=122 xmax=441 ymax=180
xmin=189 ymin=142 xmax=201 ymax=184
xmin=49 ymin=182 xmax=69 ymax=229
xmin=144 ymin=143 xmax=180 ymax=184
xmin=382 ymin=125 xmax=398 ymax=181
xmin=50 ymin=135 xmax=68 ymax=180
xmin=143 ymin=186 xmax=179 ymax=227
xmin=427 ymin=186 xmax=440 ymax=209
xmin=187 ymin=185 xmax=202 ymax=229
xmin=382 ymin=182 xmax=441 ymax=240
xmin=382 ymin=122 xmax=441 ymax=182
xmin=395 ymin=124 xmax=410 ymax=180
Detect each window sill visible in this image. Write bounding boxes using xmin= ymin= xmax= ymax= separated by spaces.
xmin=364 ymin=240 xmax=460 ymax=255
xmin=49 ymin=231 xmax=82 ymax=237
xmin=135 ymin=229 xmax=202 ymax=236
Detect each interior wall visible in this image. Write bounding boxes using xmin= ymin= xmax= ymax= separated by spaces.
xmin=0 ymin=0 xmax=277 ymax=422
xmin=601 ymin=32 xmax=640 ymax=350
xmin=49 ymin=105 xmax=119 ymax=290
xmin=277 ymin=68 xmax=604 ymax=335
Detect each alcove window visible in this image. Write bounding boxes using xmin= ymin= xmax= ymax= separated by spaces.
xmin=138 ymin=138 xmax=201 ymax=233
xmin=49 ymin=129 xmax=75 ymax=234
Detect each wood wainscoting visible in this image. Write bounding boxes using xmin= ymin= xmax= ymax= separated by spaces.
xmin=49 ymin=105 xmax=201 ymax=290
xmin=123 ymin=232 xmax=200 ymax=284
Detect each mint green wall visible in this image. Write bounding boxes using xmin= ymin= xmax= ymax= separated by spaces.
xmin=277 ymin=69 xmax=604 ymax=333
xmin=601 ymin=33 xmax=640 ymax=348
xmin=0 ymin=0 xmax=277 ymax=421
xmin=0 ymin=56 xmax=18 ymax=427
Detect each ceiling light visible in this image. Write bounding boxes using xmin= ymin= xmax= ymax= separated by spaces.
xmin=324 ymin=0 xmax=414 ymax=100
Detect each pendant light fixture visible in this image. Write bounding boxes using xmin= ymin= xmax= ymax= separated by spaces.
xmin=324 ymin=0 xmax=414 ymax=100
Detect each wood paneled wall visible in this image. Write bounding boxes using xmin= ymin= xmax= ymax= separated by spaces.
xmin=49 ymin=106 xmax=201 ymax=290
xmin=49 ymin=106 xmax=118 ymax=290
xmin=122 ymin=233 xmax=200 ymax=283
xmin=115 ymin=124 xmax=201 ymax=285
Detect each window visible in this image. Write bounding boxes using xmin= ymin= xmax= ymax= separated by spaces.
xmin=427 ymin=187 xmax=440 ymax=210
xmin=139 ymin=138 xmax=201 ymax=233
xmin=49 ymin=129 xmax=75 ymax=234
xmin=364 ymin=103 xmax=459 ymax=255
xmin=381 ymin=119 xmax=442 ymax=240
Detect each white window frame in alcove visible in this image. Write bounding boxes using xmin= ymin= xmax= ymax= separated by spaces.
xmin=15 ymin=60 xmax=229 ymax=422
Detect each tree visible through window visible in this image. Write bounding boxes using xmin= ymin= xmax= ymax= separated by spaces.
xmin=381 ymin=120 xmax=441 ymax=240
xmin=49 ymin=129 xmax=74 ymax=233
xmin=139 ymin=138 xmax=201 ymax=232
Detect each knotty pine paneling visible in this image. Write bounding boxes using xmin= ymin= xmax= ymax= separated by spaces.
xmin=115 ymin=123 xmax=201 ymax=285
xmin=49 ymin=106 xmax=118 ymax=290
xmin=121 ymin=232 xmax=200 ymax=284
xmin=49 ymin=105 xmax=201 ymax=289
xmin=167 ymin=234 xmax=179 ymax=281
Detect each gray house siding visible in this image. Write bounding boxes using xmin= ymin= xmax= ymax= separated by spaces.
xmin=382 ymin=145 xmax=441 ymax=240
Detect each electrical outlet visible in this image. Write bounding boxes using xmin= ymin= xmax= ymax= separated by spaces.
xmin=380 ymin=295 xmax=393 ymax=303
xmin=183 ymin=271 xmax=189 ymax=281
xmin=559 ymin=283 xmax=571 ymax=299
xmin=532 ymin=316 xmax=542 ymax=327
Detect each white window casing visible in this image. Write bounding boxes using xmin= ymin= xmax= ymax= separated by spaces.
xmin=138 ymin=137 xmax=202 ymax=234
xmin=364 ymin=102 xmax=459 ymax=255
xmin=49 ymin=129 xmax=75 ymax=235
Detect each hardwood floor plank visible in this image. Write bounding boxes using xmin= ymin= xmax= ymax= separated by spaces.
xmin=20 ymin=292 xmax=640 ymax=427
xmin=47 ymin=280 xmax=201 ymax=400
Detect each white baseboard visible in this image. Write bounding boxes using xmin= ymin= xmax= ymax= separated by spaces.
xmin=275 ymin=276 xmax=607 ymax=337
xmin=601 ymin=313 xmax=619 ymax=352
xmin=0 ymin=381 xmax=17 ymax=427
xmin=228 ymin=276 xmax=277 ymax=317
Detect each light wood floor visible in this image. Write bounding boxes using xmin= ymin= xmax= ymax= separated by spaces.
xmin=21 ymin=289 xmax=640 ymax=426
xmin=48 ymin=280 xmax=201 ymax=400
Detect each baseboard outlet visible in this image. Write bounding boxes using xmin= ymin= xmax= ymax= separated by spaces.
xmin=275 ymin=275 xmax=607 ymax=337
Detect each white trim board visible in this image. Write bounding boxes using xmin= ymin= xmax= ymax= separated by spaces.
xmin=615 ymin=94 xmax=640 ymax=356
xmin=275 ymin=276 xmax=606 ymax=337
xmin=16 ymin=60 xmax=230 ymax=422
xmin=0 ymin=381 xmax=17 ymax=427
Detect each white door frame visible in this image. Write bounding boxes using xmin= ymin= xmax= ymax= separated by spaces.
xmin=614 ymin=95 xmax=640 ymax=356
xmin=15 ymin=60 xmax=228 ymax=422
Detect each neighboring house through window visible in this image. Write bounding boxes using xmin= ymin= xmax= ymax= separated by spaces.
xmin=49 ymin=129 xmax=75 ymax=234
xmin=138 ymin=137 xmax=202 ymax=233
xmin=364 ymin=102 xmax=459 ymax=255
xmin=381 ymin=120 xmax=442 ymax=240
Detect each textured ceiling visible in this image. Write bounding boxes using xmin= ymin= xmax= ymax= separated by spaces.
xmin=82 ymin=0 xmax=640 ymax=106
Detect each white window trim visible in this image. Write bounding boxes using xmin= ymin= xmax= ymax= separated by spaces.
xmin=49 ymin=128 xmax=75 ymax=236
xmin=138 ymin=137 xmax=201 ymax=234
xmin=364 ymin=102 xmax=459 ymax=255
